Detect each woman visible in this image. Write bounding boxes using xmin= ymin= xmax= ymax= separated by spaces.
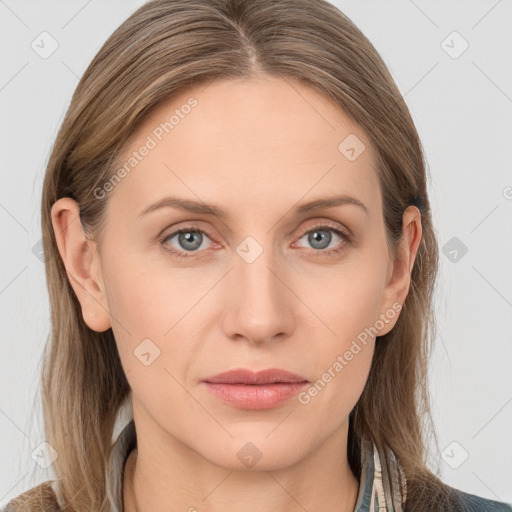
xmin=4 ymin=0 xmax=511 ymax=510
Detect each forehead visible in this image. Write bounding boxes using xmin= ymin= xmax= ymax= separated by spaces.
xmin=105 ymin=75 xmax=380 ymax=223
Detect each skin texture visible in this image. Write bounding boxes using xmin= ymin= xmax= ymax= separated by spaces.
xmin=51 ymin=75 xmax=422 ymax=512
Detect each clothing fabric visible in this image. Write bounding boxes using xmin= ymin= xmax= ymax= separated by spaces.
xmin=3 ymin=415 xmax=512 ymax=511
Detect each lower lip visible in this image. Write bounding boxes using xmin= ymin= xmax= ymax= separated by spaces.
xmin=202 ymin=382 xmax=308 ymax=409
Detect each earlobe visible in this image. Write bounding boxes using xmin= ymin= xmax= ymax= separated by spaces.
xmin=50 ymin=198 xmax=112 ymax=332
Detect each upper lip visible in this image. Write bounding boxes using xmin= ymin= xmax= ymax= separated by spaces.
xmin=202 ymin=368 xmax=309 ymax=385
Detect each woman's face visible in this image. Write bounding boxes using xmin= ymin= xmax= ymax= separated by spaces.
xmin=54 ymin=75 xmax=419 ymax=471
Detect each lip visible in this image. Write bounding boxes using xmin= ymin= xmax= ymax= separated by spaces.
xmin=202 ymin=368 xmax=308 ymax=385
xmin=201 ymin=368 xmax=309 ymax=410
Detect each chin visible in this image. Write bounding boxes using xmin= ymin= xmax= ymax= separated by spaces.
xmin=197 ymin=435 xmax=309 ymax=472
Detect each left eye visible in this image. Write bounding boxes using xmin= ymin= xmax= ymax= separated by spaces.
xmin=295 ymin=225 xmax=348 ymax=252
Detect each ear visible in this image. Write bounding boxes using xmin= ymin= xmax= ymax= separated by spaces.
xmin=50 ymin=198 xmax=111 ymax=332
xmin=375 ymin=205 xmax=422 ymax=337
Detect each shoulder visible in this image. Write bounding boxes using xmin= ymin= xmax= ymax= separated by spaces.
xmin=447 ymin=486 xmax=512 ymax=512
xmin=3 ymin=480 xmax=511 ymax=512
xmin=1 ymin=481 xmax=60 ymax=512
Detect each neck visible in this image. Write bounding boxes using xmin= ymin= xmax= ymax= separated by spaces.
xmin=123 ymin=422 xmax=360 ymax=512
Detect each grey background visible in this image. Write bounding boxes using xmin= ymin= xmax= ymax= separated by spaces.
xmin=1 ymin=0 xmax=511 ymax=506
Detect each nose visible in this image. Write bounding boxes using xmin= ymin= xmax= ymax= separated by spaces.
xmin=221 ymin=244 xmax=295 ymax=346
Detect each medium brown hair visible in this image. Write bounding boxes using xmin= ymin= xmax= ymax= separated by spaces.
xmin=28 ymin=0 xmax=457 ymax=509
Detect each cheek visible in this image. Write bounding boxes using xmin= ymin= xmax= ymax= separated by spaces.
xmin=100 ymin=251 xmax=169 ymax=370
xmin=102 ymin=265 xmax=191 ymax=421
xmin=298 ymin=249 xmax=387 ymax=343
xmin=100 ymin=251 xmax=208 ymax=393
xmin=102 ymin=244 xmax=203 ymax=339
xmin=291 ymin=250 xmax=386 ymax=408
xmin=294 ymin=284 xmax=379 ymax=434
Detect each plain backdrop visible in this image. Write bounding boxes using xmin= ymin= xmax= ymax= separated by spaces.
xmin=1 ymin=0 xmax=511 ymax=506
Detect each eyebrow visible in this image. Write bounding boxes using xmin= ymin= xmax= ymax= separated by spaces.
xmin=137 ymin=193 xmax=368 ymax=219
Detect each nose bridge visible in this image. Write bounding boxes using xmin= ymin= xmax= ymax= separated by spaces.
xmin=224 ymin=233 xmax=293 ymax=342
xmin=235 ymin=234 xmax=284 ymax=307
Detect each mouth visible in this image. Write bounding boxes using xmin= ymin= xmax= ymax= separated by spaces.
xmin=201 ymin=368 xmax=309 ymax=410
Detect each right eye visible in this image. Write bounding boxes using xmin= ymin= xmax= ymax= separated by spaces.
xmin=160 ymin=226 xmax=216 ymax=259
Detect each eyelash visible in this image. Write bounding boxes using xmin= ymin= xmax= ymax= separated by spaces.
xmin=159 ymin=222 xmax=352 ymax=260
